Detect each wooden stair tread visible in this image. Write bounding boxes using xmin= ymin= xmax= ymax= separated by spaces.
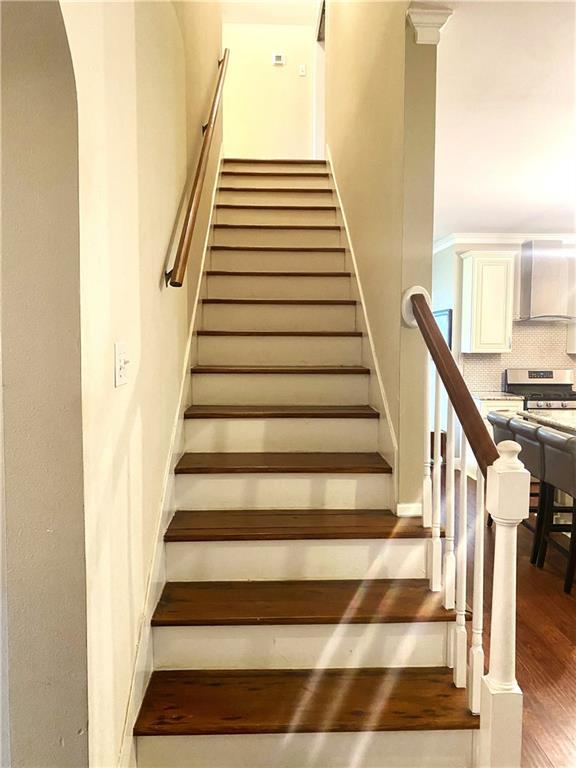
xmin=213 ymin=223 xmax=341 ymax=230
xmin=165 ymin=508 xmax=431 ymax=542
xmin=220 ymin=171 xmax=330 ymax=177
xmin=215 ymin=204 xmax=337 ymax=211
xmin=134 ymin=667 xmax=479 ymax=736
xmin=190 ymin=365 xmax=369 ymax=375
xmin=152 ymin=579 xmax=456 ymax=626
xmin=223 ymin=158 xmax=327 ymax=165
xmin=205 ymin=271 xmax=349 ymax=279
xmin=210 ymin=245 xmax=345 ymax=252
xmin=197 ymin=330 xmax=363 ymax=337
xmin=219 ymin=186 xmax=333 ymax=193
xmin=184 ymin=405 xmax=379 ymax=419
xmin=174 ymin=452 xmax=392 ymax=475
xmin=202 ymin=298 xmax=357 ymax=305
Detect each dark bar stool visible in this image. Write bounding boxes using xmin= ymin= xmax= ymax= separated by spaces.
xmin=537 ymin=427 xmax=576 ymax=594
xmin=508 ymin=419 xmax=550 ymax=564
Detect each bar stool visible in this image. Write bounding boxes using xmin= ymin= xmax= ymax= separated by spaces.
xmin=537 ymin=427 xmax=576 ymax=594
xmin=508 ymin=419 xmax=550 ymax=564
xmin=487 ymin=412 xmax=514 ymax=444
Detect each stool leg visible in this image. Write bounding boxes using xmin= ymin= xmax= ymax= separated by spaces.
xmin=531 ymin=482 xmax=549 ymax=565
xmin=564 ymin=502 xmax=576 ymax=594
xmin=537 ymin=485 xmax=555 ymax=569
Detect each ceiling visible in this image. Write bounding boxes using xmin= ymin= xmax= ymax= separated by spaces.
xmin=434 ymin=1 xmax=576 ymax=241
xmin=221 ymin=1 xmax=318 ymax=26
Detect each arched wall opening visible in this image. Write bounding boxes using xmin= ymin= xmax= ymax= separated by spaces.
xmin=0 ymin=2 xmax=88 ymax=765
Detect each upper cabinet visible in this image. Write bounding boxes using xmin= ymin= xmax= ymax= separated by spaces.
xmin=460 ymin=251 xmax=515 ymax=354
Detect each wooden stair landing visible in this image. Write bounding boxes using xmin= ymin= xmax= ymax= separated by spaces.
xmin=164 ymin=509 xmax=426 ymax=542
xmin=152 ymin=579 xmax=456 ymax=627
xmin=134 ymin=668 xmax=479 ymax=736
xmin=174 ymin=452 xmax=392 ymax=475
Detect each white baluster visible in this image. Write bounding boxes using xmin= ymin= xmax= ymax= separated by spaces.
xmin=422 ymin=355 xmax=432 ymax=529
xmin=443 ymin=403 xmax=456 ymax=610
xmin=454 ymin=429 xmax=468 ymax=688
xmin=479 ymin=441 xmax=530 ymax=768
xmin=469 ymin=465 xmax=485 ymax=713
xmin=430 ymin=370 xmax=442 ymax=591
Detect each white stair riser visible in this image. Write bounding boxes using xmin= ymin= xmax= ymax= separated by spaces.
xmin=222 ymin=162 xmax=328 ymax=173
xmin=219 ymin=174 xmax=332 ymax=189
xmin=197 ymin=335 xmax=363 ymax=366
xmin=215 ymin=208 xmax=338 ymax=226
xmin=137 ymin=730 xmax=475 ymax=768
xmin=191 ymin=373 xmax=369 ymax=405
xmin=184 ymin=418 xmax=378 ymax=452
xmin=153 ymin=622 xmax=451 ymax=670
xmin=166 ymin=535 xmax=417 ymax=582
xmin=206 ymin=275 xmax=351 ymax=300
xmin=210 ymin=250 xmax=345 ymax=271
xmin=202 ymin=303 xmax=357 ymax=331
xmin=212 ymin=227 xmax=343 ymax=248
xmin=217 ymin=190 xmax=335 ymax=206
xmin=175 ymin=473 xmax=392 ymax=511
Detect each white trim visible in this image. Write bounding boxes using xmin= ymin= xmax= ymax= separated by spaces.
xmin=117 ymin=147 xmax=223 ymax=768
xmin=402 ymin=285 xmax=431 ymax=328
xmin=406 ymin=5 xmax=452 ymax=45
xmin=397 ymin=502 xmax=423 ymax=518
xmin=326 ymin=145 xmax=398 ymax=496
xmin=434 ymin=231 xmax=576 ymax=255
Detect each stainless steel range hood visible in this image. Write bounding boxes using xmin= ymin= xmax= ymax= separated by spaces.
xmin=520 ymin=240 xmax=576 ymax=321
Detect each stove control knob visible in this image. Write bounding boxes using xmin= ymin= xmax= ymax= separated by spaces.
xmin=537 ymin=402 xmax=545 ymax=409
xmin=546 ymin=402 xmax=552 ymax=408
xmin=561 ymin=401 xmax=568 ymax=408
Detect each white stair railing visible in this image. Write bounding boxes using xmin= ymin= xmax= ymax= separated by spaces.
xmin=402 ymin=286 xmax=530 ymax=768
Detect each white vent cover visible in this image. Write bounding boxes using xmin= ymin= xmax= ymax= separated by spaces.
xmin=272 ymin=52 xmax=285 ymax=66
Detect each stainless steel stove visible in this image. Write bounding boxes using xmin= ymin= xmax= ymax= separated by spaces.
xmin=505 ymin=368 xmax=576 ymax=410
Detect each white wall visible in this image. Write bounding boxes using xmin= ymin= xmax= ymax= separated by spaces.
xmin=59 ymin=2 xmax=221 ymax=765
xmin=223 ymin=22 xmax=315 ymax=157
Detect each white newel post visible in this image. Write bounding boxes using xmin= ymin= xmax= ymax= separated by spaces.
xmin=479 ymin=441 xmax=530 ymax=768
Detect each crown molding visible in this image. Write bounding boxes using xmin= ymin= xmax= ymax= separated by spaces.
xmin=406 ymin=5 xmax=453 ymax=45
xmin=433 ymin=232 xmax=576 ymax=255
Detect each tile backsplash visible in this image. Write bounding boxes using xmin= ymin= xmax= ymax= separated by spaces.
xmin=463 ymin=322 xmax=576 ymax=392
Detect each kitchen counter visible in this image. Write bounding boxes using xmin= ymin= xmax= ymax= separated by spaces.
xmin=518 ymin=410 xmax=576 ymax=436
xmin=473 ymin=392 xmax=524 ymax=401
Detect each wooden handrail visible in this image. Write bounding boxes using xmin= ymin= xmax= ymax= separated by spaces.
xmin=167 ymin=49 xmax=230 ymax=288
xmin=411 ymin=292 xmax=499 ymax=477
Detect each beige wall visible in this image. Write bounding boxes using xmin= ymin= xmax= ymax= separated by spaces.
xmin=326 ymin=1 xmax=436 ymax=507
xmin=223 ymin=23 xmax=315 ymax=158
xmin=1 ymin=2 xmax=88 ymax=765
xmin=59 ymin=2 xmax=221 ymax=765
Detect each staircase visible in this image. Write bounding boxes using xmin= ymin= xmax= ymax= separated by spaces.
xmin=134 ymin=158 xmax=479 ymax=767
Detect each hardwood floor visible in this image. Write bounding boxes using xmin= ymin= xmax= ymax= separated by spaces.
xmin=462 ymin=474 xmax=576 ymax=768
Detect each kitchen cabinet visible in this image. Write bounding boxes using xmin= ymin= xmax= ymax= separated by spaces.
xmin=568 ymin=322 xmax=576 ymax=354
xmin=460 ymin=251 xmax=515 ymax=353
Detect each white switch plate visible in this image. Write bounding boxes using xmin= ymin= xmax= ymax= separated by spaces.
xmin=299 ymin=64 xmax=306 ymax=77
xmin=114 ymin=342 xmax=129 ymax=387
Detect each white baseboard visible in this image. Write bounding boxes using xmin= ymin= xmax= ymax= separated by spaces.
xmin=117 ymin=146 xmax=223 ymax=768
xmin=396 ymin=502 xmax=423 ymax=518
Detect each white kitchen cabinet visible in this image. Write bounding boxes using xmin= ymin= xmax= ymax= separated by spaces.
xmin=568 ymin=322 xmax=576 ymax=354
xmin=460 ymin=251 xmax=515 ymax=353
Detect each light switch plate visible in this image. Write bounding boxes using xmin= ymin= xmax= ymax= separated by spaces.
xmin=114 ymin=342 xmax=129 ymax=387
xmin=299 ymin=64 xmax=306 ymax=77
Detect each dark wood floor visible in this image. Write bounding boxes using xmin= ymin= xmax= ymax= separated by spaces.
xmin=462 ymin=474 xmax=576 ymax=768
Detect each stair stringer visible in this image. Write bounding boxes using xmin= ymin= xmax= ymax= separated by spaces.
xmin=117 ymin=148 xmax=223 ymax=768
xmin=325 ymin=146 xmax=400 ymax=514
